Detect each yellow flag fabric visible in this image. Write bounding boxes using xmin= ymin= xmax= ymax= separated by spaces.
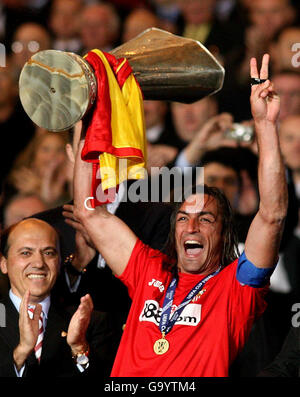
xmin=82 ymin=49 xmax=147 ymax=197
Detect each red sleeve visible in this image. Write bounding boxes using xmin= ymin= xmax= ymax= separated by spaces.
xmin=116 ymin=239 xmax=165 ymax=299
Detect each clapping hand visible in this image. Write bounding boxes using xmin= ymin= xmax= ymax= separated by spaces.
xmin=13 ymin=290 xmax=42 ymax=370
xmin=67 ymin=294 xmax=93 ymax=355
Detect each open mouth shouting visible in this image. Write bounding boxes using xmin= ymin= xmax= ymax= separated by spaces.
xmin=184 ymin=240 xmax=204 ymax=257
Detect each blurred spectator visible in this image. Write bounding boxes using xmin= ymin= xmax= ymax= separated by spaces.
xmin=144 ymin=100 xmax=174 ymax=145
xmin=7 ymin=131 xmax=72 ymax=208
xmin=176 ymin=107 xmax=298 ymax=241
xmin=0 ymin=3 xmax=6 ymax=43
xmin=214 ymin=0 xmax=240 ymax=22
xmin=79 ymin=2 xmax=121 ymax=54
xmin=35 ymin=126 xmax=50 ymax=137
xmin=143 ymin=100 xmax=178 ymax=174
xmin=174 ymin=111 xmax=235 ymax=167
xmin=237 ymin=0 xmax=296 ymax=85
xmin=150 ymin=0 xmax=180 ymax=33
xmin=218 ymin=0 xmax=298 ymax=121
xmin=49 ymin=0 xmax=83 ymax=52
xmin=276 ymin=115 xmax=300 ymax=244
xmin=177 ymin=0 xmax=242 ymax=62
xmin=247 ymin=0 xmax=296 ymax=41
xmin=150 ymin=0 xmax=180 ymax=23
xmin=0 ymin=0 xmax=50 ymax=52
xmin=279 ymin=115 xmax=300 ymax=198
xmin=270 ymin=25 xmax=300 ymax=73
xmin=277 ymin=114 xmax=300 ymax=305
xmin=108 ymin=0 xmax=148 ymax=19
xmin=8 ymin=22 xmax=51 ymax=79
xmin=273 ymin=70 xmax=300 ymax=121
xmin=194 ymin=144 xmax=259 ymax=219
xmin=0 ymin=66 xmax=35 ymax=191
xmin=27 ymin=0 xmax=50 ymax=9
xmin=169 ymin=109 xmax=256 ymax=203
xmin=3 ymin=193 xmax=47 ymax=228
xmin=121 ymin=7 xmax=161 ymax=43
xmin=179 ymin=0 xmax=216 ymax=33
xmin=200 ymin=147 xmax=242 ymax=211
xmin=170 ymin=106 xmax=300 ymax=239
xmin=170 ymin=96 xmax=218 ymax=149
xmin=160 ymin=100 xmax=224 ymax=200
xmin=146 ymin=143 xmax=178 ymax=174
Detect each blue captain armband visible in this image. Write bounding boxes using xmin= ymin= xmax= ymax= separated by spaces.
xmin=236 ymin=251 xmax=276 ymax=287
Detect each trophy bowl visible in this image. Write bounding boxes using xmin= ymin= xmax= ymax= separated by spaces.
xmin=19 ymin=28 xmax=225 ymax=132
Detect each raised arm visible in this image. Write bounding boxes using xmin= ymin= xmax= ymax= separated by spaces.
xmin=72 ymin=139 xmax=137 ymax=276
xmin=244 ymin=54 xmax=288 ymax=268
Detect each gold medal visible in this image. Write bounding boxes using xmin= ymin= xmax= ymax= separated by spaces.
xmin=153 ymin=332 xmax=169 ymax=355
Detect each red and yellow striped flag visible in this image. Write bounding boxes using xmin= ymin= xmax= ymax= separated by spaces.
xmin=81 ymin=49 xmax=147 ymax=206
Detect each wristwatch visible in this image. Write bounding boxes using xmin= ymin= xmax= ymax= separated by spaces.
xmin=72 ymin=346 xmax=90 ymax=366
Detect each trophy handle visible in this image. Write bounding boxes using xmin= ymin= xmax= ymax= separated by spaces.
xmin=110 ymin=28 xmax=225 ymax=104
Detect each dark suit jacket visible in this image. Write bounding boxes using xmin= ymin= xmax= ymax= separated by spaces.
xmin=0 ymin=296 xmax=116 ymax=378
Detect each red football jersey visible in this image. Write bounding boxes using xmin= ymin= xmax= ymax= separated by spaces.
xmin=111 ymin=240 xmax=268 ymax=377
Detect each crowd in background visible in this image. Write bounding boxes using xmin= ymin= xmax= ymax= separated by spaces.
xmin=0 ymin=0 xmax=300 ymax=377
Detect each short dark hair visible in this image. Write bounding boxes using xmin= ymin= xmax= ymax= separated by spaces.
xmin=201 ymin=146 xmax=258 ymax=186
xmin=200 ymin=147 xmax=242 ymax=187
xmin=162 ymin=184 xmax=239 ymax=273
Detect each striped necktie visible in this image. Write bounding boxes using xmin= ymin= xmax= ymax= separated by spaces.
xmin=28 ymin=308 xmax=44 ymax=363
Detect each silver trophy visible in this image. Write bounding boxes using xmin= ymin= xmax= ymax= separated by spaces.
xmin=19 ymin=28 xmax=225 ymax=132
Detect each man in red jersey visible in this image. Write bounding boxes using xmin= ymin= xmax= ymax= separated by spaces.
xmin=64 ymin=54 xmax=288 ymax=376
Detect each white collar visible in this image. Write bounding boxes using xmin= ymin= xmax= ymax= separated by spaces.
xmin=146 ymin=124 xmax=164 ymax=143
xmin=9 ymin=289 xmax=50 ymax=320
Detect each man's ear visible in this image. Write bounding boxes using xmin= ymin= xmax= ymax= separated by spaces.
xmin=66 ymin=143 xmax=75 ymax=164
xmin=0 ymin=256 xmax=8 ymax=275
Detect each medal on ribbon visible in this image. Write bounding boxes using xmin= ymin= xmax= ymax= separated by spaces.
xmin=153 ymin=268 xmax=221 ymax=355
xmin=153 ymin=332 xmax=169 ymax=355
